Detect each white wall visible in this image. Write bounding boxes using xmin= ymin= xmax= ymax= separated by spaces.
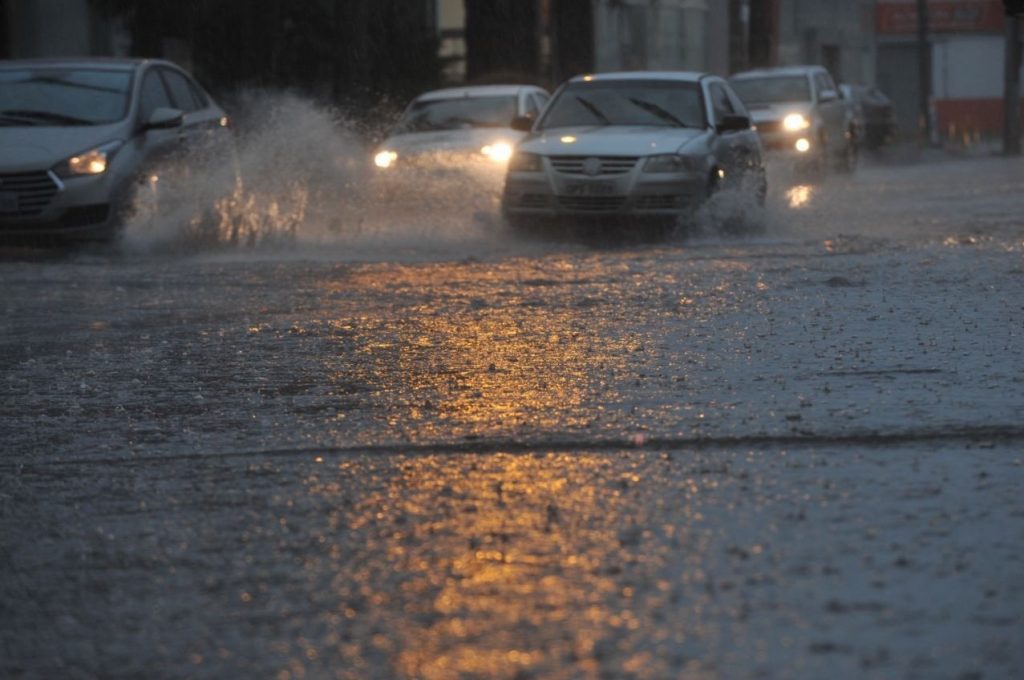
xmin=932 ymin=35 xmax=1019 ymax=100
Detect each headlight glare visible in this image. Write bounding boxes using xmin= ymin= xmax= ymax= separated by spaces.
xmin=55 ymin=140 xmax=123 ymax=178
xmin=508 ymin=151 xmax=542 ymax=172
xmin=374 ymin=150 xmax=398 ymax=169
xmin=482 ymin=141 xmax=514 ymax=163
xmin=783 ymin=113 xmax=811 ymax=131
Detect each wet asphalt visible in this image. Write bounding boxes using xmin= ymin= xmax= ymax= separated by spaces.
xmin=2 ymin=153 xmax=1023 ymax=679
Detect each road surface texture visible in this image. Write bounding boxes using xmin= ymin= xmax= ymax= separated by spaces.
xmin=2 ymin=151 xmax=1023 ymax=679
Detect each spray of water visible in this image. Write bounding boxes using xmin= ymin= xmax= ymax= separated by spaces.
xmin=120 ymin=91 xmax=886 ymax=260
xmin=118 ymin=92 xmax=524 ymax=261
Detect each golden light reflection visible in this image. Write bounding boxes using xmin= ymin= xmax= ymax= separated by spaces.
xmin=785 ymin=184 xmax=814 ymax=209
xmin=385 ymin=455 xmax=633 ymax=679
xmin=560 ymin=135 xmax=577 ymax=144
xmin=297 ymin=451 xmax=720 ymax=679
xmin=327 ymin=261 xmax=616 ymax=442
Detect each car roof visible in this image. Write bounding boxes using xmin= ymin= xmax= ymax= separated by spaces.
xmin=568 ymin=71 xmax=708 ymax=84
xmin=415 ymin=85 xmax=537 ymax=102
xmin=0 ymin=57 xmax=179 ymax=72
xmin=730 ymin=65 xmax=825 ymax=80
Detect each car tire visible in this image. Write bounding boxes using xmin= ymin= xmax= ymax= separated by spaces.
xmin=836 ymin=133 xmax=858 ymax=174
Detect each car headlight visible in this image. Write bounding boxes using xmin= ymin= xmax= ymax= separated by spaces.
xmin=783 ymin=113 xmax=811 ymax=131
xmin=643 ymin=154 xmax=702 ymax=174
xmin=481 ymin=141 xmax=513 ymax=163
xmin=54 ymin=140 xmax=123 ymax=178
xmin=508 ymin=151 xmax=542 ymax=172
xmin=374 ymin=150 xmax=398 ymax=169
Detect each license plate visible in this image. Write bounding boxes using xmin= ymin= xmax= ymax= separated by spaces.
xmin=0 ymin=193 xmax=17 ymax=212
xmin=563 ymin=181 xmax=615 ymax=197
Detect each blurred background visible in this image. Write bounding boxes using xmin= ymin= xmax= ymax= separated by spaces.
xmin=0 ymin=0 xmax=1021 ymax=148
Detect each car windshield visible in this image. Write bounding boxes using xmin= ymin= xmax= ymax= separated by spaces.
xmin=538 ymin=80 xmax=705 ymax=130
xmin=396 ymin=95 xmax=517 ymax=132
xmin=730 ymin=76 xmax=811 ymax=105
xmin=0 ymin=68 xmax=133 ymax=126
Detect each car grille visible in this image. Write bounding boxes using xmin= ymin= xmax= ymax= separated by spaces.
xmin=635 ymin=194 xmax=685 ymax=210
xmin=512 ymin=193 xmax=551 ymax=208
xmin=0 ymin=171 xmax=60 ymax=217
xmin=558 ymin=196 xmax=627 ymax=212
xmin=549 ymin=156 xmax=639 ymax=176
xmin=60 ymin=204 xmax=111 ymax=228
xmin=754 ymin=120 xmax=782 ymax=133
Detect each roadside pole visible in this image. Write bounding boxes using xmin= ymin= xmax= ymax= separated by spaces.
xmin=916 ymin=0 xmax=933 ymax=144
xmin=1005 ymin=10 xmax=1022 ymax=155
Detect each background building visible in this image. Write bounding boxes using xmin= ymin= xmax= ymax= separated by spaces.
xmin=1 ymin=0 xmax=128 ymax=59
xmin=876 ymin=0 xmax=1022 ymax=142
xmin=775 ymin=0 xmax=877 ymax=84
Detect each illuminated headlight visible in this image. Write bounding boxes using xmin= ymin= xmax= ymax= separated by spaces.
xmin=374 ymin=150 xmax=398 ymax=169
xmin=783 ymin=113 xmax=811 ymax=131
xmin=795 ymin=138 xmax=811 ymax=153
xmin=481 ymin=141 xmax=513 ymax=163
xmin=643 ymin=154 xmax=702 ymax=174
xmin=54 ymin=140 xmax=123 ymax=178
xmin=508 ymin=151 xmax=542 ymax=172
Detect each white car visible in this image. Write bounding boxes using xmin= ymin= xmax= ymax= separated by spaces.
xmin=730 ymin=65 xmax=857 ymax=173
xmin=501 ymin=71 xmax=765 ymax=228
xmin=372 ymin=84 xmax=550 ymax=171
xmin=0 ymin=57 xmax=229 ymax=241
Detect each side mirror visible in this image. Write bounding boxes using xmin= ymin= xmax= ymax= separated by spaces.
xmin=145 ymin=107 xmax=184 ymax=130
xmin=818 ymin=89 xmax=839 ymax=103
xmin=717 ymin=114 xmax=751 ymax=133
xmin=510 ymin=115 xmax=534 ymax=132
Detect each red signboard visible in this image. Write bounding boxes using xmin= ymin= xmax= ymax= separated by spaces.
xmin=877 ymin=0 xmax=1005 ymax=34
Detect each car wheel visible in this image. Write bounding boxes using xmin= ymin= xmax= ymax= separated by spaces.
xmin=836 ymin=133 xmax=858 ymax=174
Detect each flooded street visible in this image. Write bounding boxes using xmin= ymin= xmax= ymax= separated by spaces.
xmin=3 ymin=153 xmax=1024 ymax=678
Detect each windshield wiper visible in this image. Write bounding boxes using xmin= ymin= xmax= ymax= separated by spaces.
xmin=573 ymin=95 xmax=611 ymax=125
xmin=627 ymin=98 xmax=689 ymax=127
xmin=0 ymin=109 xmax=94 ymax=126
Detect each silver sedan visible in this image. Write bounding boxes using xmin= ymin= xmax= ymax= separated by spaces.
xmin=0 ymin=58 xmax=229 ymax=242
xmin=501 ymin=71 xmax=765 ymax=230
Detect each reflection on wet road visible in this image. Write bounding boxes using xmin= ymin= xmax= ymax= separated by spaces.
xmin=4 ymin=446 xmax=1021 ymax=679
xmin=2 ymin=155 xmax=1024 ymax=678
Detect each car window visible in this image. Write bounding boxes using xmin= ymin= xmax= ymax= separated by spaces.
xmin=730 ymin=76 xmax=811 ymax=105
xmin=395 ymin=96 xmax=518 ymax=132
xmin=0 ymin=68 xmax=132 ymax=125
xmin=160 ymin=68 xmax=201 ymax=112
xmin=539 ymin=80 xmax=705 ymax=130
xmin=723 ymin=84 xmax=749 ymax=117
xmin=529 ymin=93 xmax=547 ymax=117
xmin=138 ymin=69 xmax=173 ymax=123
xmin=523 ymin=93 xmax=539 ymax=119
xmin=814 ymin=73 xmax=835 ymax=97
xmin=189 ymin=81 xmax=210 ymax=108
xmin=708 ymin=83 xmax=735 ymax=122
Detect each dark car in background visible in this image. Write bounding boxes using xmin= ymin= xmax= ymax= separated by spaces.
xmin=840 ymin=84 xmax=897 ymax=150
xmin=0 ymin=58 xmax=229 ymax=242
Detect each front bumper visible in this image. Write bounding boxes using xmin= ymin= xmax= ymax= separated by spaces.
xmin=0 ymin=169 xmax=125 ymax=240
xmin=502 ymin=162 xmax=707 ymax=220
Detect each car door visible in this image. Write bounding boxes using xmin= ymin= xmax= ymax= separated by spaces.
xmin=706 ymin=80 xmax=747 ymax=184
xmin=158 ymin=67 xmax=221 ymax=149
xmin=723 ymin=82 xmax=764 ymax=176
xmin=134 ymin=66 xmax=182 ymax=168
xmin=814 ymin=71 xmax=846 ymax=154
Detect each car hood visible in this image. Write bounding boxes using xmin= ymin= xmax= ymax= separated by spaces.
xmin=519 ymin=126 xmax=708 ymax=157
xmin=380 ymin=128 xmax=524 ymax=155
xmin=745 ymin=103 xmax=814 ymax=124
xmin=0 ymin=123 xmax=127 ymax=173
